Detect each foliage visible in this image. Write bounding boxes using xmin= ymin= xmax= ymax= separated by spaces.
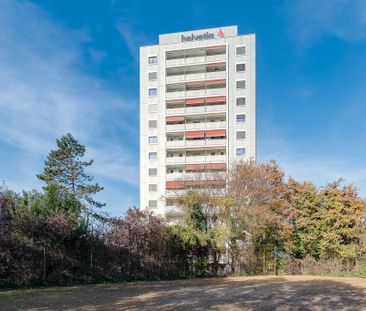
xmin=1 ymin=151 xmax=366 ymax=288
xmin=289 ymin=178 xmax=366 ymax=260
xmin=37 ymin=133 xmax=104 ymax=212
xmin=224 ymin=161 xmax=294 ymax=274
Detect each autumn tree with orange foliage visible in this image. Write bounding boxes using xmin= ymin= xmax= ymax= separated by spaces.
xmin=220 ymin=160 xmax=294 ymax=274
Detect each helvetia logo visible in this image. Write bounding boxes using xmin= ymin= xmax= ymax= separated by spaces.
xmin=217 ymin=29 xmax=225 ymax=38
xmin=181 ymin=29 xmax=225 ymax=42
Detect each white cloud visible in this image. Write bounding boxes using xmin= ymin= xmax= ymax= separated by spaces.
xmin=0 ymin=1 xmax=139 ymax=200
xmin=284 ymin=0 xmax=366 ymax=47
xmin=116 ymin=21 xmax=147 ymax=61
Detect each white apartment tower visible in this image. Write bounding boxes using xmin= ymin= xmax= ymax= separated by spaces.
xmin=140 ymin=26 xmax=256 ymax=220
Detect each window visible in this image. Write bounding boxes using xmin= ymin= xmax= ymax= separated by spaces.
xmin=236 ymin=114 xmax=246 ymax=123
xmin=236 ymin=148 xmax=246 ymax=156
xmin=149 ymin=120 xmax=157 ymax=128
xmin=148 ymin=72 xmax=157 ymax=80
xmin=148 ymin=104 xmax=158 ymax=113
xmin=148 ymin=136 xmax=157 ymax=144
xmin=236 ymin=80 xmax=246 ymax=89
xmin=148 ymin=56 xmax=157 ymax=65
xmin=236 ymin=131 xmax=246 ymax=140
xmin=236 ymin=63 xmax=246 ymax=72
xmin=148 ymin=200 xmax=158 ymax=208
xmin=149 ymin=168 xmax=157 ymax=176
xmin=149 ymin=184 xmax=157 ymax=192
xmin=236 ymin=46 xmax=246 ymax=56
xmin=148 ymin=88 xmax=157 ymax=96
xmin=236 ymin=97 xmax=246 ymax=107
xmin=148 ymin=152 xmax=157 ymax=160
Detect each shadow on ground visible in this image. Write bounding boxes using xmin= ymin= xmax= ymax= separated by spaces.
xmin=1 ymin=276 xmax=366 ymax=311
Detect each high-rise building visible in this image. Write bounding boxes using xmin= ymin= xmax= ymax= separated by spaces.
xmin=140 ymin=26 xmax=256 ymax=221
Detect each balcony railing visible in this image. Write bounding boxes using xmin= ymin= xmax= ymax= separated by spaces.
xmin=166 ymin=171 xmax=225 ymax=181
xmin=165 ymin=71 xmax=226 ymax=84
xmin=165 ymin=205 xmax=184 ymax=216
xmin=183 ymin=138 xmax=227 ymax=147
xmin=166 ymin=121 xmax=226 ymax=132
xmin=165 ymin=54 xmax=226 ymax=67
xmin=166 ymin=138 xmax=227 ymax=149
xmin=166 ymin=155 xmax=226 ymax=164
xmin=166 ymin=88 xmax=226 ymax=99
xmin=166 ymin=140 xmax=185 ymax=148
xmin=205 ymin=139 xmax=227 ymax=146
xmin=165 ymin=104 xmax=227 ymax=115
xmin=165 ymin=189 xmax=187 ymax=197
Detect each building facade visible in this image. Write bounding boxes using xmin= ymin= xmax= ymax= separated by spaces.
xmin=140 ymin=26 xmax=256 ymax=220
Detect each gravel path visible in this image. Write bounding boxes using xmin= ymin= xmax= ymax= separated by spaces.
xmin=1 ymin=276 xmax=366 ymax=310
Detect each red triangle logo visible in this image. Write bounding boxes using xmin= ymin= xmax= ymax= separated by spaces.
xmin=217 ymin=29 xmax=225 ymax=38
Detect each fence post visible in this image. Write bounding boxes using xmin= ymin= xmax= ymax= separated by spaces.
xmin=90 ymin=248 xmax=93 ymax=276
xmin=43 ymin=244 xmax=46 ymax=282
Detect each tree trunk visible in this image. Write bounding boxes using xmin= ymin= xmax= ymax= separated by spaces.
xmin=274 ymin=245 xmax=279 ymax=276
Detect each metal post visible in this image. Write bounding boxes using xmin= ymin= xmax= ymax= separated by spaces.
xmin=43 ymin=245 xmax=46 ymax=282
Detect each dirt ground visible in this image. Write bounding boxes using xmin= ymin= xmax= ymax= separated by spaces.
xmin=1 ymin=275 xmax=366 ymax=311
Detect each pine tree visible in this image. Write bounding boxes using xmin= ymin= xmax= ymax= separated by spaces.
xmin=37 ymin=133 xmax=104 ymax=212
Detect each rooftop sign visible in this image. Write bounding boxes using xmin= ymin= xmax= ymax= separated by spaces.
xmin=159 ymin=26 xmax=237 ymax=45
xmin=181 ymin=29 xmax=225 ymax=42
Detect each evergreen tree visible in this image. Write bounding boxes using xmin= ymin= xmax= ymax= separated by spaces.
xmin=37 ymin=133 xmax=104 ymax=213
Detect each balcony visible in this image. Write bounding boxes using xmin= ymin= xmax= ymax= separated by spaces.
xmin=165 ymin=54 xmax=226 ymax=67
xmin=165 ymin=62 xmax=226 ymax=83
xmin=166 ymin=179 xmax=227 ymax=192
xmin=205 ymin=104 xmax=226 ymax=112
xmin=186 ymin=121 xmax=226 ymax=130
xmin=166 ymin=104 xmax=226 ymax=116
xmin=166 ymin=140 xmax=185 ymax=148
xmin=166 ymin=123 xmax=185 ymax=131
xmin=166 ymin=88 xmax=226 ymax=99
xmin=166 ymin=121 xmax=226 ymax=132
xmin=184 ymin=106 xmax=206 ymax=114
xmin=166 ymin=156 xmax=186 ymax=164
xmin=165 ymin=71 xmax=226 ymax=83
xmin=166 ymin=91 xmax=186 ymax=99
xmin=206 ymin=139 xmax=227 ymax=146
xmin=166 ymin=172 xmax=204 ymax=181
xmin=166 ymin=154 xmax=226 ymax=164
xmin=165 ymin=189 xmax=187 ymax=197
xmin=165 ymin=205 xmax=184 ymax=216
xmin=183 ymin=139 xmax=226 ymax=147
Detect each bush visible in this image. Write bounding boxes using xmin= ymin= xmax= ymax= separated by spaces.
xmin=284 ymin=256 xmax=361 ymax=277
xmin=284 ymin=259 xmax=303 ymax=275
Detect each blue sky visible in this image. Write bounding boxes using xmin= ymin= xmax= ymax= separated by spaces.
xmin=1 ymin=0 xmax=366 ymax=216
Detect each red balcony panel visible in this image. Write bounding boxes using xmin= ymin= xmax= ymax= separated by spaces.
xmin=206 ymin=163 xmax=226 ymax=171
xmin=186 ymin=98 xmax=205 ymax=105
xmin=166 ymin=116 xmax=185 ymax=122
xmin=205 ymin=129 xmax=226 ymax=138
xmin=205 ymin=96 xmax=226 ymax=103
xmin=186 ymin=164 xmax=205 ymax=171
xmin=186 ymin=130 xmax=205 ymax=139
xmin=166 ymin=181 xmax=185 ymax=189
